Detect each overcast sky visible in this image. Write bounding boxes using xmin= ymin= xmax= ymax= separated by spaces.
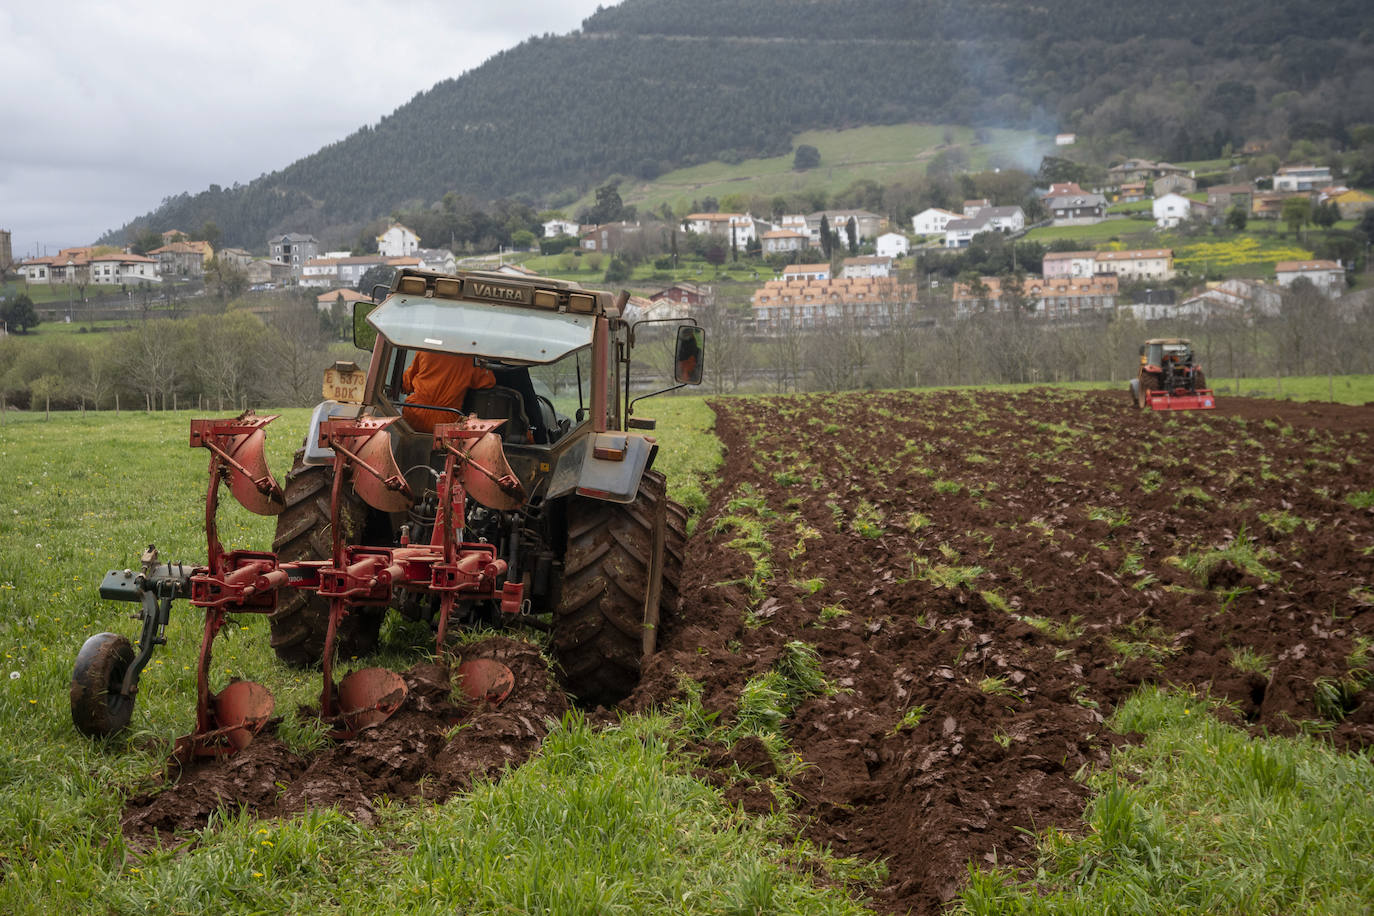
xmin=2 ymin=0 xmax=608 ymax=260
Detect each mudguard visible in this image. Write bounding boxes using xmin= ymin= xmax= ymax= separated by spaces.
xmin=301 ymin=400 xmax=364 ymax=467
xmin=546 ymin=432 xmax=656 ymax=503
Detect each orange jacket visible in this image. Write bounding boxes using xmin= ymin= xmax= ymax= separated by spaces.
xmin=401 ymin=351 xmax=495 ymax=433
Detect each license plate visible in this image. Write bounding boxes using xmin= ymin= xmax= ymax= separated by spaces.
xmin=322 ymin=366 xmax=366 ymax=403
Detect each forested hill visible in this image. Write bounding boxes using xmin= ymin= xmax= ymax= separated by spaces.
xmin=104 ymin=0 xmax=1373 ymax=251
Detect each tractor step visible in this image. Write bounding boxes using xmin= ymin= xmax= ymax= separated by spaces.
xmin=1146 ymin=388 xmax=1216 ymax=411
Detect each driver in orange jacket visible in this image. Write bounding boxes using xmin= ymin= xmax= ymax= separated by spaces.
xmin=401 ymin=350 xmax=496 ymax=433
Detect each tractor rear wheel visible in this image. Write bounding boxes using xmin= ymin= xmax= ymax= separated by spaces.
xmin=552 ymin=470 xmax=685 ymax=708
xmin=1138 ymin=371 xmax=1161 ymax=408
xmin=71 ymin=632 xmax=135 ymax=738
xmin=269 ymin=453 xmax=386 ymax=667
xmin=1194 ymin=370 xmax=1207 ymax=390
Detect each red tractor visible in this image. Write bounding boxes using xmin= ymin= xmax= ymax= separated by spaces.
xmin=70 ymin=268 xmax=703 ymax=759
xmin=1130 ymin=337 xmax=1215 ymax=411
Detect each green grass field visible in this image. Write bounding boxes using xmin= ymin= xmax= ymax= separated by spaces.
xmin=1 ymin=389 xmax=1371 ymax=913
xmin=565 ymin=122 xmax=1051 ymax=217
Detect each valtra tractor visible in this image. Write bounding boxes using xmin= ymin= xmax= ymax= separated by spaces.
xmin=1129 ymin=337 xmax=1215 ymax=411
xmin=70 ymin=268 xmax=704 ymax=760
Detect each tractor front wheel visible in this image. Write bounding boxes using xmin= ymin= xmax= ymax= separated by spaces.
xmin=71 ymin=632 xmax=135 ymax=738
xmin=269 ymin=454 xmax=386 ymax=667
xmin=552 ymin=470 xmax=685 ymax=708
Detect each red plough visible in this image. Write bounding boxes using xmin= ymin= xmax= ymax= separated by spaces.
xmin=1145 ymin=387 xmax=1216 ymax=411
xmin=76 ymin=410 xmax=523 ymax=760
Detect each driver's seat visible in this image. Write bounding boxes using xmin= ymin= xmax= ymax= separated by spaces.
xmin=464 ymin=386 xmax=532 ymax=443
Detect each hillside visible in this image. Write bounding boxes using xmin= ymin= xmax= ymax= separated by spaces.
xmin=102 ymin=0 xmax=1374 ymax=251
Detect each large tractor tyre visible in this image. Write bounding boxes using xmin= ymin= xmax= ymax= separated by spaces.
xmin=1138 ymin=371 xmax=1161 ymax=408
xmin=1129 ymin=378 xmax=1143 ymax=409
xmin=553 ymin=470 xmax=685 ymax=708
xmin=71 ymin=632 xmax=135 ymax=738
xmin=1193 ymin=370 xmax=1207 ymax=391
xmin=268 ymin=453 xmax=386 ymax=668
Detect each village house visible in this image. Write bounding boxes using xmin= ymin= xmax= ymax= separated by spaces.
xmin=1045 ymin=190 xmax=1106 ymax=225
xmin=953 ymin=274 xmax=1119 ymax=319
xmin=245 ymin=259 xmax=293 ymax=287
xmin=875 ymin=232 xmax=909 ymax=259
xmin=541 ymin=218 xmax=580 ymax=238
xmin=1153 ymin=174 xmax=1197 ymax=196
xmin=1273 ymin=165 xmax=1333 ymax=192
xmin=807 ymin=209 xmax=883 ymax=246
xmin=649 ymin=282 xmax=711 ymax=308
xmin=150 ymin=240 xmax=213 ymax=279
xmin=1107 ymin=159 xmax=1188 ymax=184
xmin=1207 ymin=184 xmax=1254 ymax=212
xmin=759 ymin=229 xmax=809 ymax=254
xmin=962 ymin=199 xmax=991 ymax=217
xmin=579 ymin=221 xmax=649 ymax=253
xmin=1117 ymin=181 xmax=1148 ymax=203
xmin=943 ymin=206 xmax=1026 ymax=248
xmin=624 ymin=295 xmax=692 ymax=323
xmin=89 ymin=252 xmax=159 ymax=284
xmin=780 ymin=263 xmax=831 ymax=283
xmin=1250 ymin=192 xmax=1299 ymax=220
xmin=1055 ymin=133 xmax=1076 ymax=146
xmin=1094 ymin=249 xmax=1175 ymax=283
xmin=1322 ymin=188 xmax=1374 ymax=220
xmin=912 ymin=207 xmax=961 ymax=236
xmin=841 ymin=255 xmax=893 ymax=279
xmin=376 ymin=223 xmax=420 ymax=257
xmin=1152 ymin=193 xmax=1194 ymax=229
xmin=751 ymin=276 xmax=917 ymax=330
xmin=683 ymin=213 xmax=757 ymax=250
xmin=217 ymin=247 xmax=252 ymax=270
xmin=416 ymin=248 xmax=457 ymax=273
xmin=1275 ymin=260 xmax=1345 ymax=296
xmin=1042 ymin=251 xmax=1099 ymax=279
xmin=1172 ymin=278 xmax=1282 ymax=321
xmin=315 ymin=287 xmax=371 ymax=313
xmin=268 ymin=233 xmax=319 ymax=277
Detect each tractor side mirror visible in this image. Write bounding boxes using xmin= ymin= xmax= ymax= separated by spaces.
xmin=673 ymin=325 xmax=705 ymax=386
xmin=353 ymin=301 xmax=379 ymax=352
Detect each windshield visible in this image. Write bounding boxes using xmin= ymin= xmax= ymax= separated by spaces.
xmin=368 ymin=294 xmax=594 ymax=363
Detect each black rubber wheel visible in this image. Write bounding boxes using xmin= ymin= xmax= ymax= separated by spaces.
xmin=269 ymin=452 xmax=386 ymax=667
xmin=1129 ymin=378 xmax=1143 ymax=409
xmin=71 ymin=632 xmax=135 ymax=738
xmin=552 ymin=470 xmax=685 ymax=707
xmin=1138 ymin=371 xmax=1161 ymax=407
xmin=1194 ymin=369 xmax=1207 ymax=390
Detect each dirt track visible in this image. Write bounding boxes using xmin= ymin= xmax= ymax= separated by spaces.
xmin=123 ymin=389 xmax=1374 ymax=913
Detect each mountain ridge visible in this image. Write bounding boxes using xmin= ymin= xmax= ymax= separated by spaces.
xmin=101 ymin=0 xmax=1373 ymax=251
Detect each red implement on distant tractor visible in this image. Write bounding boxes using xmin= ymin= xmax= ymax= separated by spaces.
xmin=72 ymin=268 xmax=703 ymax=758
xmin=1129 ymin=337 xmax=1215 ymax=411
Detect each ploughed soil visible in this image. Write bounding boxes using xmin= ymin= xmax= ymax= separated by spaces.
xmin=122 ymin=389 xmax=1374 ymax=914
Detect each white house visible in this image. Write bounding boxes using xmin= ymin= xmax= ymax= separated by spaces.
xmin=1042 ymin=251 xmax=1099 ymax=279
xmin=376 ymin=223 xmax=420 ymax=257
xmin=1153 ymin=193 xmax=1193 ymax=229
xmin=1275 ymin=260 xmax=1345 ymax=295
xmin=780 ymin=263 xmax=831 ymax=283
xmin=1273 ymin=165 xmax=1333 ymax=193
xmin=875 ymin=232 xmax=909 ymax=259
xmin=841 ymin=255 xmax=894 ymax=279
xmin=683 ymin=212 xmax=757 ymax=250
xmin=943 ymin=206 xmax=1026 ymax=248
xmin=912 ymin=207 xmax=961 ymax=236
xmin=89 ymin=252 xmax=159 ymax=284
xmin=416 ymin=248 xmax=457 ymax=273
xmin=541 ymin=218 xmax=580 ymax=238
xmin=760 ymin=229 xmax=809 ymax=253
